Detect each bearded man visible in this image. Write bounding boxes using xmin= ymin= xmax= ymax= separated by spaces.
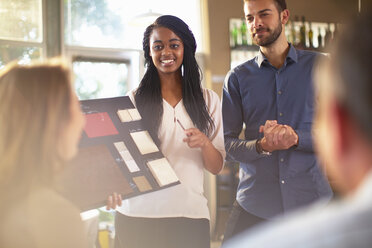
xmin=221 ymin=0 xmax=332 ymax=243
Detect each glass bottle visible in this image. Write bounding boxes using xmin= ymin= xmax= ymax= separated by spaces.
xmin=333 ymin=23 xmax=338 ymax=40
xmin=290 ymin=19 xmax=296 ymax=45
xmin=240 ymin=20 xmax=248 ymax=46
xmin=285 ymin=20 xmax=291 ymax=43
xmin=293 ymin=16 xmax=299 ymax=46
xmin=324 ymin=23 xmax=332 ymax=48
xmin=317 ymin=27 xmax=323 ymax=49
xmin=231 ymin=23 xmax=239 ymax=48
xmin=299 ymin=16 xmax=306 ymax=48
xmin=308 ymin=22 xmax=314 ymax=48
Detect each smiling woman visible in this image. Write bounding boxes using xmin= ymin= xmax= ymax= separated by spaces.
xmin=105 ymin=15 xmax=226 ymax=248
xmin=149 ymin=27 xmax=184 ymax=76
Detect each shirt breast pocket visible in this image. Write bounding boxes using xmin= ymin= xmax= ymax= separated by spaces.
xmin=295 ymin=101 xmax=314 ymax=130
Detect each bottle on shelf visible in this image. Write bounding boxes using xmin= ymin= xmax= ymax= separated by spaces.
xmin=240 ymin=20 xmax=248 ymax=46
xmin=324 ymin=23 xmax=332 ymax=48
xmin=317 ymin=27 xmax=323 ymax=49
xmin=299 ymin=16 xmax=306 ymax=48
xmin=231 ymin=23 xmax=239 ymax=48
xmin=293 ymin=15 xmax=300 ymax=46
xmin=285 ymin=19 xmax=292 ymax=44
xmin=333 ymin=23 xmax=338 ymax=40
xmin=290 ymin=19 xmax=296 ymax=45
xmin=308 ymin=21 xmax=314 ymax=48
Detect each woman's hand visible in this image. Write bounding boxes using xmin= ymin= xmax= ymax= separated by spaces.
xmin=183 ymin=128 xmax=223 ymax=175
xmin=106 ymin=192 xmax=122 ymax=210
xmin=183 ymin=128 xmax=210 ymax=149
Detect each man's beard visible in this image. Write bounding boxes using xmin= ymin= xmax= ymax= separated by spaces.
xmin=253 ymin=21 xmax=282 ymax=47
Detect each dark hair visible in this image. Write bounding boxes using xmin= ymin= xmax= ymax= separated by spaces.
xmin=135 ymin=15 xmax=214 ymax=145
xmin=331 ymin=13 xmax=372 ymax=142
xmin=244 ymin=0 xmax=287 ymax=12
xmin=273 ymin=0 xmax=287 ymax=12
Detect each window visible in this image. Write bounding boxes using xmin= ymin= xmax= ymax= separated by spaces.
xmin=64 ymin=0 xmax=202 ymax=51
xmin=0 ymin=0 xmax=44 ymax=67
xmin=0 ymin=0 xmax=42 ymax=42
xmin=73 ymin=59 xmax=128 ymax=100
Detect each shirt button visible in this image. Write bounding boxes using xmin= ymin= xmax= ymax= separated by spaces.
xmin=280 ymin=158 xmax=284 ymax=162
xmin=281 ymin=180 xmax=285 ymax=184
xmin=278 ymin=91 xmax=282 ymax=95
xmin=279 ymin=112 xmax=283 ymax=116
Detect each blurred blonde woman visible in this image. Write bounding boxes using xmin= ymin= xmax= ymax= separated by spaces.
xmin=0 ymin=60 xmax=88 ymax=248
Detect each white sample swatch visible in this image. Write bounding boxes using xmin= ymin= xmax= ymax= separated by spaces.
xmin=147 ymin=158 xmax=179 ymax=186
xmin=117 ymin=109 xmax=132 ymax=122
xmin=127 ymin=108 xmax=141 ymax=121
xmin=117 ymin=108 xmax=142 ymax=122
xmin=130 ymin=131 xmax=159 ymax=155
xmin=125 ymin=160 xmax=140 ymax=173
xmin=114 ymin=141 xmax=140 ymax=172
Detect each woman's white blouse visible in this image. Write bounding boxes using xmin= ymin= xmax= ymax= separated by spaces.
xmin=117 ymin=88 xmax=226 ymax=219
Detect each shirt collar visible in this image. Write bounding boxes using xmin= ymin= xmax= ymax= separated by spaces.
xmin=255 ymin=43 xmax=298 ymax=68
xmin=286 ymin=43 xmax=298 ymax=63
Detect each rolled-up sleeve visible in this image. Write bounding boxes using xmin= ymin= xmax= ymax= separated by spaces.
xmin=205 ymin=88 xmax=226 ymax=161
xmin=222 ymin=71 xmax=262 ymax=163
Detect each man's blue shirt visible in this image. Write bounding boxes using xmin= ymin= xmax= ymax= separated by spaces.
xmin=222 ymin=44 xmax=333 ymax=219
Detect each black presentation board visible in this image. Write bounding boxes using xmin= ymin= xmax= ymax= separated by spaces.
xmin=56 ymin=96 xmax=180 ymax=211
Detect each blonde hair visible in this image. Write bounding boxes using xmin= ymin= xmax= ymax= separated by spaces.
xmin=0 ymin=59 xmax=74 ymax=196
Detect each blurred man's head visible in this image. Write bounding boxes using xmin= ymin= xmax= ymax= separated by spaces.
xmin=314 ymin=14 xmax=372 ymax=195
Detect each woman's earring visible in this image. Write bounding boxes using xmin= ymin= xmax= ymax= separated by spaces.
xmin=181 ymin=65 xmax=184 ymax=76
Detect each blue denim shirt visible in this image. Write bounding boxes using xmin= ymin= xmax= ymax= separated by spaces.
xmin=222 ymin=44 xmax=333 ymax=219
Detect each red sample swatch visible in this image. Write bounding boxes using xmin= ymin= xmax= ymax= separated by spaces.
xmin=84 ymin=112 xmax=119 ymax=138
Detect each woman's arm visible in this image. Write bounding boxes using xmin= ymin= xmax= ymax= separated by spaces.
xmin=183 ymin=128 xmax=223 ymax=174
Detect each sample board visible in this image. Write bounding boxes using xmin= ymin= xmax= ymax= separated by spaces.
xmin=56 ymin=96 xmax=179 ymax=211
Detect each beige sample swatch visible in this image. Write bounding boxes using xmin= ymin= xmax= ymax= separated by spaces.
xmin=133 ymin=176 xmax=152 ymax=192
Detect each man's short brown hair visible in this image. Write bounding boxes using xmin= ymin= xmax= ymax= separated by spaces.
xmin=244 ymin=0 xmax=287 ymax=12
